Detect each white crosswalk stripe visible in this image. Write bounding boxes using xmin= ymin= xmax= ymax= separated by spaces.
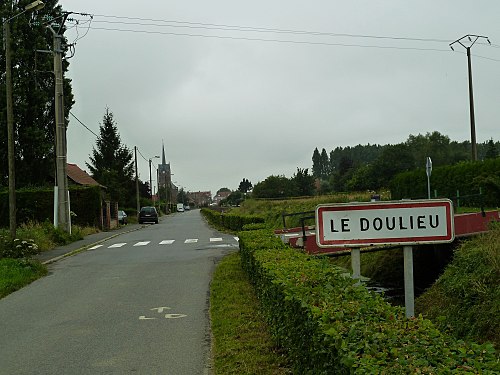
xmin=101 ymin=237 xmax=239 ymax=249
xmin=159 ymin=240 xmax=175 ymax=245
xmin=134 ymin=241 xmax=150 ymax=247
xmin=109 ymin=243 xmax=126 ymax=248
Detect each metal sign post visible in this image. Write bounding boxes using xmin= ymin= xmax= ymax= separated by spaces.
xmin=426 ymin=157 xmax=432 ymax=199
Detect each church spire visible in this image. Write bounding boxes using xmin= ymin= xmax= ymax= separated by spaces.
xmin=162 ymin=140 xmax=166 ymax=165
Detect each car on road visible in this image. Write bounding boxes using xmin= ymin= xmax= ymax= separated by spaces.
xmin=138 ymin=206 xmax=159 ymax=224
xmin=177 ymin=203 xmax=184 ymax=212
xmin=118 ymin=210 xmax=128 ymax=225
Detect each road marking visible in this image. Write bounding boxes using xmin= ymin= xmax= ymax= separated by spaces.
xmin=109 ymin=243 xmax=126 ymax=248
xmin=184 ymin=239 xmax=198 ymax=243
xmin=88 ymin=245 xmax=103 ymax=250
xmin=134 ymin=241 xmax=150 ymax=247
xmin=234 ymin=237 xmax=239 ymax=241
xmin=210 ymin=238 xmax=223 ymax=242
xmin=159 ymin=240 xmax=175 ymax=245
xmin=165 ymin=314 xmax=187 ymax=319
xmin=151 ymin=307 xmax=171 ymax=313
xmin=139 ymin=316 xmax=156 ymax=320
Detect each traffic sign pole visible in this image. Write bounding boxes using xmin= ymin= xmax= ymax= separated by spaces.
xmin=403 ymin=245 xmax=415 ymax=318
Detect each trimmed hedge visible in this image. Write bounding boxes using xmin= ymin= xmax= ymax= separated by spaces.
xmin=200 ymin=208 xmax=265 ymax=231
xmin=238 ymin=229 xmax=499 ymax=374
xmin=0 ymin=186 xmax=102 ymax=228
xmin=391 ymin=158 xmax=500 ymax=207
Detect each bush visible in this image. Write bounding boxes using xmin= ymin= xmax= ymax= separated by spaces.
xmin=238 ymin=229 xmax=499 ymax=374
xmin=200 ymin=208 xmax=265 ymax=231
xmin=0 ymin=236 xmax=40 ymax=259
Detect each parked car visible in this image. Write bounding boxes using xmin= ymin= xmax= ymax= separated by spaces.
xmin=138 ymin=206 xmax=159 ymax=224
xmin=176 ymin=203 xmax=184 ymax=212
xmin=184 ymin=205 xmax=190 ymax=211
xmin=118 ymin=210 xmax=128 ymax=225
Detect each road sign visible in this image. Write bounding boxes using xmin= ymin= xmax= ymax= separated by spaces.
xmin=316 ymin=199 xmax=454 ymax=247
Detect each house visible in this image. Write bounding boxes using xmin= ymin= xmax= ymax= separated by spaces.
xmin=67 ymin=163 xmax=101 ymax=186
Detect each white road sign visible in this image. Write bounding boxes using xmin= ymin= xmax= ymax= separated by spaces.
xmin=316 ymin=199 xmax=454 ymax=247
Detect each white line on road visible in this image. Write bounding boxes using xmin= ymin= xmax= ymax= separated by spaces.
xmin=210 ymin=238 xmax=223 ymax=242
xmin=159 ymin=240 xmax=175 ymax=245
xmin=184 ymin=239 xmax=198 ymax=243
xmin=109 ymin=243 xmax=127 ymax=248
xmin=88 ymin=245 xmax=103 ymax=250
xmin=134 ymin=241 xmax=150 ymax=247
xmin=234 ymin=237 xmax=239 ymax=241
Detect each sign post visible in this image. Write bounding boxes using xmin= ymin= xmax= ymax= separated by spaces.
xmin=316 ymin=199 xmax=454 ymax=318
xmin=426 ymin=157 xmax=433 ymax=199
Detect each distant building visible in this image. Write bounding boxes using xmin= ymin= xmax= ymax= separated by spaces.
xmin=157 ymin=142 xmax=177 ymax=203
xmin=213 ymin=190 xmax=231 ymax=205
xmin=188 ymin=191 xmax=212 ymax=207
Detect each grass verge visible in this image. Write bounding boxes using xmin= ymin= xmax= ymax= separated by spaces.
xmin=210 ymin=251 xmax=291 ymax=374
xmin=0 ymin=258 xmax=48 ymax=299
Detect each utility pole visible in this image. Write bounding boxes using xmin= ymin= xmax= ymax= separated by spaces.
xmin=3 ymin=0 xmax=46 ymax=238
xmin=135 ymin=146 xmax=140 ymax=215
xmin=48 ymin=18 xmax=70 ymax=232
xmin=4 ymin=21 xmax=16 ymax=239
xmin=450 ymin=35 xmax=490 ymax=162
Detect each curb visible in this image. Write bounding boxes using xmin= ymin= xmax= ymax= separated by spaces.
xmin=41 ymin=226 xmax=144 ymax=265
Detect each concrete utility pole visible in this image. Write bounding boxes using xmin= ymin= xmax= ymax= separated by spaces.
xmin=135 ymin=146 xmax=140 ymax=215
xmin=449 ymin=35 xmax=491 ymax=162
xmin=49 ymin=16 xmax=71 ymax=232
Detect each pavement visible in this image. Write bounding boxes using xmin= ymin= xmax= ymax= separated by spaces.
xmin=35 ymin=223 xmax=144 ymax=265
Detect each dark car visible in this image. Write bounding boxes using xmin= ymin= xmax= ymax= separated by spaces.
xmin=118 ymin=210 xmax=128 ymax=225
xmin=138 ymin=206 xmax=158 ymax=224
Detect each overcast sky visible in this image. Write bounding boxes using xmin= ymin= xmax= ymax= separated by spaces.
xmin=58 ymin=0 xmax=500 ymax=196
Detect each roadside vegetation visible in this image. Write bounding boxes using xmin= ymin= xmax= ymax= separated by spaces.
xmin=0 ymin=222 xmax=99 ymax=299
xmin=416 ymin=224 xmax=500 ymax=347
xmin=210 ymin=252 xmax=291 ymax=374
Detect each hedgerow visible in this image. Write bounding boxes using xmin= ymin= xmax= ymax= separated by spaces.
xmin=238 ymin=229 xmax=499 ymax=374
xmin=200 ymin=208 xmax=265 ymax=231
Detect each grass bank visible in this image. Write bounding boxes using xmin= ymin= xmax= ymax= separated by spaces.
xmin=210 ymin=252 xmax=291 ymax=374
xmin=0 ymin=258 xmax=48 ymax=298
xmin=416 ymin=224 xmax=500 ymax=348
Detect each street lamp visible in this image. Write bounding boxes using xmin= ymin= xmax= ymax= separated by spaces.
xmin=3 ymin=0 xmax=45 ymax=238
xmin=148 ymin=156 xmax=160 ymax=200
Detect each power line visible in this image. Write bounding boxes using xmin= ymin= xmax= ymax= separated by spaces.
xmin=79 ymin=26 xmax=454 ymax=53
xmin=69 ymin=111 xmax=99 ymax=137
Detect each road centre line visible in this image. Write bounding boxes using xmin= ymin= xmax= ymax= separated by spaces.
xmin=159 ymin=240 xmax=175 ymax=245
xmin=88 ymin=244 xmax=103 ymax=250
xmin=210 ymin=238 xmax=223 ymax=242
xmin=109 ymin=243 xmax=127 ymax=248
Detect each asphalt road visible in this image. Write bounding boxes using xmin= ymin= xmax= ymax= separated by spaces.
xmin=0 ymin=209 xmax=238 ymax=374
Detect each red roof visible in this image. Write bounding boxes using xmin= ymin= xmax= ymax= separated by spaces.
xmin=67 ymin=163 xmax=100 ymax=186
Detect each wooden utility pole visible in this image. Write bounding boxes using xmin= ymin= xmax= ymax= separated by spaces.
xmin=4 ymin=21 xmax=16 ymax=238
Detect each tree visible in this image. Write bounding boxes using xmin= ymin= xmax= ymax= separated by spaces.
xmin=238 ymin=178 xmax=253 ymax=193
xmin=86 ymin=108 xmax=134 ymax=204
xmin=484 ymin=139 xmax=499 ymax=160
xmin=0 ymin=0 xmax=74 ymax=187
xmin=312 ymin=147 xmax=321 ymax=178
xmin=292 ymin=168 xmax=314 ymax=196
xmin=252 ymin=175 xmax=295 ymax=199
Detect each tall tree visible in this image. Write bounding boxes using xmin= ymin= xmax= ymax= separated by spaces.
xmin=238 ymin=178 xmax=253 ymax=193
xmin=484 ymin=139 xmax=499 ymax=160
xmin=86 ymin=108 xmax=134 ymax=204
xmin=312 ymin=147 xmax=321 ymax=178
xmin=293 ymin=168 xmax=314 ymax=196
xmin=0 ymin=0 xmax=74 ymax=187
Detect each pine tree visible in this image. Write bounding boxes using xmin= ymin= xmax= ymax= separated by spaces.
xmin=484 ymin=139 xmax=499 ymax=159
xmin=86 ymin=108 xmax=134 ymax=204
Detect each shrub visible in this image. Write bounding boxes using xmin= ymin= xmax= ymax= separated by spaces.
xmin=0 ymin=236 xmax=40 ymax=259
xmin=238 ymin=229 xmax=500 ymax=374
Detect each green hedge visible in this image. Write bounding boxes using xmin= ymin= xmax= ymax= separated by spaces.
xmin=238 ymin=229 xmax=499 ymax=374
xmin=391 ymin=158 xmax=500 ymax=207
xmin=0 ymin=186 xmax=102 ymax=228
xmin=200 ymin=208 xmax=265 ymax=231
